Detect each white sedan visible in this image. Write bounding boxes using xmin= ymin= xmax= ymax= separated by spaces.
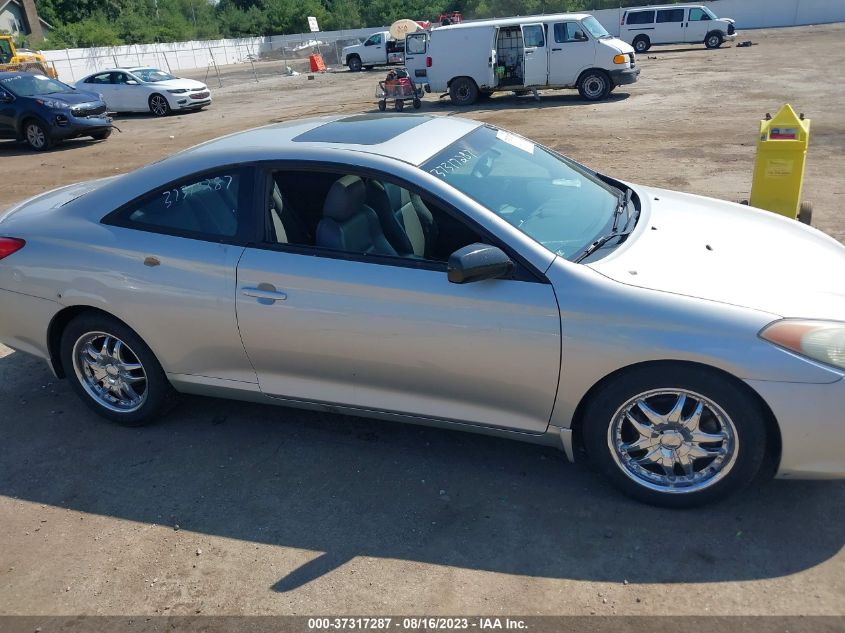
xmin=75 ymin=67 xmax=211 ymax=117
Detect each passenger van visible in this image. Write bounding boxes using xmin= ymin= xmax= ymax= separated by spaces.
xmin=619 ymin=4 xmax=736 ymax=53
xmin=405 ymin=13 xmax=639 ymax=105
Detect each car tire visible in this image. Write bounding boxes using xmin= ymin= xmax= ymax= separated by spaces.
xmin=347 ymin=55 xmax=362 ymax=72
xmin=449 ymin=77 xmax=479 ymax=106
xmin=705 ymin=32 xmax=724 ymax=49
xmin=23 ymin=119 xmax=53 ymax=151
xmin=395 ymin=99 xmax=404 ymax=112
xmin=60 ymin=313 xmax=177 ymax=427
xmin=582 ymin=364 xmax=767 ymax=508
xmin=378 ymin=99 xmax=387 ymax=112
xmin=149 ymin=93 xmax=171 ymax=117
xmin=577 ymin=69 xmax=611 ymax=101
xmin=90 ymin=129 xmax=112 ymax=141
xmin=413 ymin=97 xmax=422 ymax=109
xmin=633 ymin=35 xmax=651 ymax=53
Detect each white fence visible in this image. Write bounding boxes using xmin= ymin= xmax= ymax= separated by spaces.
xmin=41 ymin=0 xmax=845 ymax=81
xmin=42 ymin=27 xmax=385 ymax=82
xmin=591 ymin=0 xmax=845 ymax=35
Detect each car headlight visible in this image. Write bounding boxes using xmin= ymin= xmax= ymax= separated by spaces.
xmin=760 ymin=319 xmax=845 ymax=370
xmin=167 ymin=89 xmax=188 ymax=94
xmin=36 ymin=98 xmax=69 ymax=109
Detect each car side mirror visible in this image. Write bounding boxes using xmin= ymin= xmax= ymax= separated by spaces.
xmin=575 ymin=31 xmax=588 ymax=41
xmin=448 ymin=243 xmax=513 ymax=284
xmin=126 ymin=79 xmax=138 ymax=85
xmin=0 ymin=92 xmax=12 ymax=103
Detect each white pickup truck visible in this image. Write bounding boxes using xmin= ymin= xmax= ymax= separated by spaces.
xmin=342 ymin=31 xmax=405 ymax=72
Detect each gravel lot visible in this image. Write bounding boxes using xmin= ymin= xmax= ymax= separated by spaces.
xmin=0 ymin=24 xmax=843 ymax=617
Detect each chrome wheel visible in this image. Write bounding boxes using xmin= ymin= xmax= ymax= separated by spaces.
xmin=150 ymin=95 xmax=169 ymax=116
xmin=25 ymin=123 xmax=46 ymax=149
xmin=72 ymin=332 xmax=148 ymax=413
xmin=607 ymin=389 xmax=738 ymax=494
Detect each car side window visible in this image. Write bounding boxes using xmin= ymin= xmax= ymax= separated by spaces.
xmin=113 ymin=168 xmax=249 ymax=240
xmin=264 ymin=169 xmax=487 ymax=266
xmin=626 ymin=10 xmax=655 ymax=25
xmin=657 ymin=8 xmax=685 ymax=23
xmin=689 ymin=8 xmax=711 ymax=21
xmin=554 ymin=22 xmax=587 ymax=43
xmin=523 ymin=25 xmax=545 ymax=48
xmin=87 ymin=73 xmax=111 ymax=84
xmin=111 ymin=72 xmax=129 ymax=85
xmin=365 ymin=34 xmax=382 ymax=46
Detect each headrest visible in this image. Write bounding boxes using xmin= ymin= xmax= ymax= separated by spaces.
xmin=323 ymin=175 xmax=366 ymax=222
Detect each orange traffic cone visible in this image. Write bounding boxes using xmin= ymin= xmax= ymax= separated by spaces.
xmin=309 ymin=54 xmax=327 ymax=72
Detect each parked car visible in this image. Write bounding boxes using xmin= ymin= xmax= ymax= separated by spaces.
xmin=405 ymin=13 xmax=639 ymax=105
xmin=75 ymin=67 xmax=211 ymax=117
xmin=1 ymin=114 xmax=843 ymax=507
xmin=620 ymin=4 xmax=737 ymax=53
xmin=0 ymin=71 xmax=111 ymax=150
xmin=343 ymin=31 xmax=406 ymax=72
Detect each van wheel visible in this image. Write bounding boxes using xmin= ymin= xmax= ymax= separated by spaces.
xmin=347 ymin=55 xmax=362 ymax=72
xmin=578 ymin=70 xmax=611 ymax=101
xmin=449 ymin=77 xmax=479 ymax=106
xmin=705 ymin=32 xmax=724 ymax=49
xmin=633 ymin=35 xmax=651 ymax=53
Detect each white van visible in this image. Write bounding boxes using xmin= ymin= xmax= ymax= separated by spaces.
xmin=620 ymin=4 xmax=736 ymax=53
xmin=405 ymin=13 xmax=639 ymax=105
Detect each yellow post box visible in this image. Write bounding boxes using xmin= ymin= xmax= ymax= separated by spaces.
xmin=749 ymin=103 xmax=812 ymax=224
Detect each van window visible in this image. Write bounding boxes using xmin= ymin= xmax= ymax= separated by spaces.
xmin=657 ymin=8 xmax=685 ymax=23
xmin=626 ymin=10 xmax=655 ymax=25
xmin=406 ymin=35 xmax=426 ymax=54
xmin=689 ymin=8 xmax=711 ymax=21
xmin=554 ymin=22 xmax=587 ymax=43
xmin=522 ymin=25 xmax=545 ymax=47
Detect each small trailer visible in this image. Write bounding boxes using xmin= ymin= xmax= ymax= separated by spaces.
xmin=375 ymin=69 xmax=423 ymax=111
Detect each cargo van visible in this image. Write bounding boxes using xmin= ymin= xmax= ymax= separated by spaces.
xmin=619 ymin=4 xmax=736 ymax=53
xmin=405 ymin=13 xmax=639 ymax=105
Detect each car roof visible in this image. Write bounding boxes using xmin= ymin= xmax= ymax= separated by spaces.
xmin=179 ymin=114 xmax=483 ymax=167
xmin=624 ymin=4 xmax=702 ymax=11
xmin=439 ymin=13 xmax=592 ymax=30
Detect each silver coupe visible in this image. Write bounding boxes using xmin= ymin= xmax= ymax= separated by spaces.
xmin=1 ymin=114 xmax=843 ymax=507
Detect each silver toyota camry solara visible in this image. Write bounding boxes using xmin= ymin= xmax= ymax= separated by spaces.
xmin=1 ymin=114 xmax=843 ymax=507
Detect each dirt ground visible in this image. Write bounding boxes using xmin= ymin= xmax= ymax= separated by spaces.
xmin=1 ymin=24 xmax=844 ymax=617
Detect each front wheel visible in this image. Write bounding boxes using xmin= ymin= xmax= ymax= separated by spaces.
xmin=449 ymin=77 xmax=479 ymax=106
xmin=60 ymin=313 xmax=177 ymax=426
xmin=705 ymin=32 xmax=724 ymax=49
xmin=582 ymin=365 xmax=767 ymax=508
xmin=24 ymin=120 xmax=53 ymax=151
xmin=149 ymin=93 xmax=171 ymax=117
xmin=577 ymin=70 xmax=611 ymax=101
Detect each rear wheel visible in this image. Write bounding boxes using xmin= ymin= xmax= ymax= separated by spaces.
xmin=149 ymin=93 xmax=171 ymax=117
xmin=60 ymin=313 xmax=177 ymax=426
xmin=378 ymin=99 xmax=387 ymax=112
xmin=582 ymin=365 xmax=767 ymax=508
xmin=705 ymin=32 xmax=724 ymax=49
xmin=449 ymin=76 xmax=479 ymax=106
xmin=394 ymin=99 xmax=404 ymax=112
xmin=24 ymin=119 xmax=52 ymax=151
xmin=347 ymin=55 xmax=362 ymax=72
xmin=577 ymin=69 xmax=611 ymax=101
xmin=633 ymin=35 xmax=651 ymax=53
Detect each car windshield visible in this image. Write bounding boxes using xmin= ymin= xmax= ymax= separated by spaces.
xmin=704 ymin=7 xmax=718 ymax=19
xmin=422 ymin=126 xmax=623 ymax=261
xmin=133 ymin=68 xmax=175 ymax=82
xmin=582 ymin=16 xmax=611 ymax=38
xmin=0 ymin=74 xmax=73 ymax=96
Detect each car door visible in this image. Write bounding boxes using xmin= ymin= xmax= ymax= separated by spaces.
xmin=361 ymin=33 xmax=384 ymax=64
xmin=109 ymin=71 xmax=137 ymax=111
xmin=685 ymin=7 xmax=712 ymax=43
xmin=654 ymin=7 xmax=685 ymax=44
xmin=548 ymin=21 xmax=596 ymax=86
xmin=0 ymin=87 xmax=16 ymax=138
xmin=404 ymin=32 xmax=428 ymax=82
xmin=83 ymin=72 xmax=117 ymax=110
xmin=521 ymin=23 xmax=547 ymax=87
xmin=235 ymin=166 xmax=562 ymax=434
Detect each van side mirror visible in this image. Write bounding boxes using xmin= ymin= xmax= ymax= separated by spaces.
xmin=448 ymin=244 xmax=513 ymax=284
xmin=575 ymin=31 xmax=588 ymax=41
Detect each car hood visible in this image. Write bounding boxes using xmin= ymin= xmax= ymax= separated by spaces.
xmin=588 ymin=186 xmax=845 ymax=320
xmin=41 ymin=90 xmax=103 ymax=105
xmin=146 ymin=78 xmax=207 ymax=90
xmin=602 ymin=37 xmax=635 ymax=55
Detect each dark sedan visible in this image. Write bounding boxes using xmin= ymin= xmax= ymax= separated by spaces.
xmin=0 ymin=72 xmax=112 ymax=151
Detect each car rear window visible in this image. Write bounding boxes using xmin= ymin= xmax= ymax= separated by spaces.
xmin=626 ymin=10 xmax=655 ymax=25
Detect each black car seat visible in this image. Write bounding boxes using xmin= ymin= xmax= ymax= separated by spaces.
xmin=316 ymin=175 xmax=398 ymax=256
xmin=365 ymin=180 xmax=438 ymax=258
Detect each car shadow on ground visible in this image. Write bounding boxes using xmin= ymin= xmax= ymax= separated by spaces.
xmin=370 ymin=91 xmax=632 ymax=114
xmin=1 ymin=349 xmax=842 ymax=594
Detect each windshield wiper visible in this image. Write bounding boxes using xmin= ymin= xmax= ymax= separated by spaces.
xmin=574 ymin=188 xmax=634 ymax=263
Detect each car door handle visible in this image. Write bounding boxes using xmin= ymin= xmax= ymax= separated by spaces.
xmin=242 ymin=286 xmax=287 ymax=302
xmin=552 ymin=47 xmax=561 ymax=51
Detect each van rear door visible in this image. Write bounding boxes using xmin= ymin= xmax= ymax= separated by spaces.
xmin=405 ymin=32 xmax=429 ymax=82
xmin=521 ymin=23 xmax=547 ymax=87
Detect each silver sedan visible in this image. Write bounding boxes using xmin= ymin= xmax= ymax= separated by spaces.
xmin=1 ymin=114 xmax=843 ymax=507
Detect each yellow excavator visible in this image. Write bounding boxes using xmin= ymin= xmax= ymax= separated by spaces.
xmin=0 ymin=34 xmax=58 ymax=78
